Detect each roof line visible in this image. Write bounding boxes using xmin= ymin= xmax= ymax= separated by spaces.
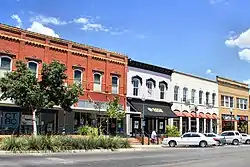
xmin=174 ymin=70 xmax=217 ymax=83
xmin=216 ymin=76 xmax=249 ymax=87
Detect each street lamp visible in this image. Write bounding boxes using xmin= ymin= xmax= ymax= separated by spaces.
xmin=230 ymin=108 xmax=233 ymax=130
xmin=141 ymin=96 xmax=145 ymax=145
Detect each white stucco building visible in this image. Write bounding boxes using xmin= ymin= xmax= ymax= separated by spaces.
xmin=126 ymin=59 xmax=176 ymax=136
xmin=171 ymin=71 xmax=219 ymax=134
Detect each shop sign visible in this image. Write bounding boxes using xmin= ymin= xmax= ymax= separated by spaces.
xmin=1 ymin=112 xmax=20 ymax=128
xmin=147 ymin=107 xmax=163 ymax=113
xmin=222 ymin=114 xmax=236 ymax=120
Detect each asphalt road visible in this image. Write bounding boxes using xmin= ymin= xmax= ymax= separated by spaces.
xmin=0 ymin=145 xmax=250 ymax=167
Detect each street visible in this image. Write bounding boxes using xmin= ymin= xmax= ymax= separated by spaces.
xmin=0 ymin=145 xmax=249 ymax=167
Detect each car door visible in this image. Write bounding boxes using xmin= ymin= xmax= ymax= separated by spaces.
xmin=190 ymin=133 xmax=201 ymax=145
xmin=221 ymin=132 xmax=230 ymax=143
xmin=241 ymin=133 xmax=247 ymax=143
xmin=180 ymin=133 xmax=192 ymax=145
xmin=225 ymin=132 xmax=235 ymax=143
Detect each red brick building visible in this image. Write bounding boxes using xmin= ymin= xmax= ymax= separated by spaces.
xmin=0 ymin=23 xmax=128 ymax=134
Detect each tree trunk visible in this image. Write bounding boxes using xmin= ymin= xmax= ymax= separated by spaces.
xmin=32 ymin=109 xmax=37 ymax=136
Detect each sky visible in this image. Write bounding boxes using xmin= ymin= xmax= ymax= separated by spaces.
xmin=1 ymin=0 xmax=250 ymax=84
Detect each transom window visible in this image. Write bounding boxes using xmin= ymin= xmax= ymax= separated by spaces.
xmin=221 ymin=95 xmax=234 ymax=108
xmin=28 ymin=61 xmax=38 ymax=77
xmin=159 ymin=84 xmax=165 ymax=100
xmin=0 ymin=56 xmax=11 ymax=78
xmin=191 ymin=89 xmax=196 ymax=103
xmin=183 ymin=87 xmax=188 ymax=102
xmin=74 ymin=70 xmax=82 ymax=84
xmin=111 ymin=76 xmax=119 ymax=94
xmin=174 ymin=86 xmax=179 ymax=101
xmin=236 ymin=98 xmax=247 ymax=110
xmin=93 ymin=73 xmax=102 ymax=92
xmin=199 ymin=90 xmax=203 ymax=104
xmin=132 ymin=78 xmax=139 ymax=96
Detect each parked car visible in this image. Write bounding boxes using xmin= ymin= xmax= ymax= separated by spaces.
xmin=204 ymin=133 xmax=226 ymax=146
xmin=240 ymin=133 xmax=250 ymax=144
xmin=162 ymin=132 xmax=217 ymax=148
xmin=220 ymin=131 xmax=242 ymax=145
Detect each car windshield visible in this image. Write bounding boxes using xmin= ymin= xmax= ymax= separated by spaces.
xmin=220 ymin=133 xmax=227 ymax=136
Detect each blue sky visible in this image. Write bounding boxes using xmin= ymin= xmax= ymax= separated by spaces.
xmin=1 ymin=0 xmax=250 ymax=84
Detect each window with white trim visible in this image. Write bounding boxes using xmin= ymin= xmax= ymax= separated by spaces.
xmin=111 ymin=76 xmax=119 ymax=94
xmin=236 ymin=98 xmax=247 ymax=110
xmin=0 ymin=56 xmax=11 ymax=78
xmin=183 ymin=87 xmax=188 ymax=102
xmin=73 ymin=70 xmax=82 ymax=84
xmin=206 ymin=92 xmax=210 ymax=105
xmin=132 ymin=78 xmax=139 ymax=96
xmin=174 ymin=86 xmax=179 ymax=101
xmin=159 ymin=83 xmax=165 ymax=100
xmin=191 ymin=89 xmax=196 ymax=103
xmin=146 ymin=81 xmax=153 ymax=97
xmin=93 ymin=73 xmax=102 ymax=92
xmin=28 ymin=61 xmax=38 ymax=78
xmin=199 ymin=90 xmax=203 ymax=104
xmin=221 ymin=95 xmax=234 ymax=108
xmin=212 ymin=93 xmax=216 ymax=106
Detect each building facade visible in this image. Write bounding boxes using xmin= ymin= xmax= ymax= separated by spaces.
xmin=125 ymin=59 xmax=176 ymax=136
xmin=0 ymin=23 xmax=127 ymax=134
xmin=171 ymin=71 xmax=219 ymax=134
xmin=217 ymin=76 xmax=250 ymax=134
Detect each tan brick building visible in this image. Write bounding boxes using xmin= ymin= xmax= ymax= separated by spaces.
xmin=217 ymin=76 xmax=250 ymax=134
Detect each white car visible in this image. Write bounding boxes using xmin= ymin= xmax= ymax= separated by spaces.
xmin=220 ymin=131 xmax=242 ymax=145
xmin=240 ymin=133 xmax=250 ymax=144
xmin=162 ymin=132 xmax=217 ymax=148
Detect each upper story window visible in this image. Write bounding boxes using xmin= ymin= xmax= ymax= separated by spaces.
xmin=221 ymin=95 xmax=234 ymax=108
xmin=0 ymin=56 xmax=12 ymax=78
xmin=132 ymin=78 xmax=139 ymax=96
xmin=93 ymin=73 xmax=102 ymax=92
xmin=212 ymin=93 xmax=216 ymax=106
xmin=28 ymin=61 xmax=38 ymax=78
xmin=199 ymin=90 xmax=203 ymax=104
xmin=236 ymin=98 xmax=247 ymax=110
xmin=159 ymin=84 xmax=165 ymax=99
xmin=205 ymin=92 xmax=210 ymax=105
xmin=146 ymin=81 xmax=153 ymax=97
xmin=73 ymin=70 xmax=82 ymax=84
xmin=191 ymin=89 xmax=196 ymax=104
xmin=174 ymin=86 xmax=179 ymax=101
xmin=111 ymin=76 xmax=119 ymax=94
xmin=183 ymin=87 xmax=188 ymax=102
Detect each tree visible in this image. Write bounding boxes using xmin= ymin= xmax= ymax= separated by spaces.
xmin=106 ymin=96 xmax=125 ymax=134
xmin=0 ymin=60 xmax=83 ymax=136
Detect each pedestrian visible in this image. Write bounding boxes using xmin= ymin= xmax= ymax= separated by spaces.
xmin=151 ymin=130 xmax=157 ymax=143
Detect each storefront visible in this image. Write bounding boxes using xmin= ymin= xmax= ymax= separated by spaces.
xmin=237 ymin=115 xmax=248 ymax=133
xmin=221 ymin=114 xmax=236 ymax=131
xmin=127 ymin=98 xmax=177 ymax=136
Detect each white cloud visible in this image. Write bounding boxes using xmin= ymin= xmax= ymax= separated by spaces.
xmin=74 ymin=17 xmax=89 ymax=24
xmin=11 ymin=14 xmax=22 ymax=28
xmin=225 ymin=28 xmax=250 ymax=49
xmin=27 ymin=21 xmax=59 ymax=38
xmin=210 ymin=0 xmax=229 ymax=5
xmin=238 ymin=49 xmax=250 ymax=62
xmin=30 ymin=15 xmax=67 ymax=25
xmin=74 ymin=17 xmax=110 ymax=32
xmin=206 ymin=69 xmax=216 ymax=76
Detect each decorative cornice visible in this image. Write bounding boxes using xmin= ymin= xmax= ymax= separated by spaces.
xmin=25 ymin=56 xmax=42 ymax=63
xmin=0 ymin=50 xmax=16 ymax=58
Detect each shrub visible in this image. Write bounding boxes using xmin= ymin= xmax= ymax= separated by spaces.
xmin=0 ymin=135 xmax=131 ymax=152
xmin=165 ymin=125 xmax=180 ymax=137
xmin=78 ymin=126 xmax=98 ymax=137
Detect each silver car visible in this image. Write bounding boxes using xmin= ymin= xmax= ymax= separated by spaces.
xmin=220 ymin=131 xmax=242 ymax=145
xmin=240 ymin=133 xmax=250 ymax=144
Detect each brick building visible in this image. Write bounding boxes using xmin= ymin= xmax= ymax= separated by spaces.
xmin=0 ymin=23 xmax=128 ymax=134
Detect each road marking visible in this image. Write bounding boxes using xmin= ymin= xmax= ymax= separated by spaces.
xmin=46 ymin=157 xmax=75 ymax=164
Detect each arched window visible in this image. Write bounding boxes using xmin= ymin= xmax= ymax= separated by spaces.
xmin=174 ymin=86 xmax=179 ymax=101
xmin=212 ymin=93 xmax=216 ymax=106
xmin=206 ymin=92 xmax=210 ymax=105
xmin=0 ymin=56 xmax=12 ymax=78
xmin=111 ymin=76 xmax=119 ymax=94
xmin=191 ymin=89 xmax=196 ymax=103
xmin=183 ymin=87 xmax=188 ymax=102
xmin=28 ymin=61 xmax=38 ymax=78
xmin=146 ymin=80 xmax=153 ymax=97
xmin=199 ymin=90 xmax=203 ymax=104
xmin=93 ymin=73 xmax=102 ymax=92
xmin=132 ymin=78 xmax=139 ymax=96
xmin=74 ymin=70 xmax=82 ymax=84
xmin=159 ymin=83 xmax=166 ymax=99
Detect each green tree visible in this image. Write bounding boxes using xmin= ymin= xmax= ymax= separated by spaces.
xmin=106 ymin=96 xmax=125 ymax=134
xmin=165 ymin=125 xmax=180 ymax=137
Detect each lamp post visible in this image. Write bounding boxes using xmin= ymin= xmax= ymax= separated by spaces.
xmin=141 ymin=96 xmax=145 ymax=145
xmin=230 ymin=108 xmax=233 ymax=130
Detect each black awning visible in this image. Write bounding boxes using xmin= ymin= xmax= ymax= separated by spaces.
xmin=130 ymin=101 xmax=177 ymax=118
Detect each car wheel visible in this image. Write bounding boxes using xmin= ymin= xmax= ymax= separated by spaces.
xmin=245 ymin=140 xmax=250 ymax=144
xmin=199 ymin=141 xmax=207 ymax=148
xmin=232 ymin=139 xmax=239 ymax=145
xmin=169 ymin=141 xmax=176 ymax=147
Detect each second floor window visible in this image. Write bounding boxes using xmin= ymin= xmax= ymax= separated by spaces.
xmin=174 ymin=86 xmax=179 ymax=101
xmin=236 ymin=98 xmax=248 ymax=110
xmin=73 ymin=70 xmax=82 ymax=84
xmin=111 ymin=76 xmax=119 ymax=94
xmin=212 ymin=93 xmax=216 ymax=106
xmin=199 ymin=90 xmax=203 ymax=104
xmin=132 ymin=78 xmax=139 ymax=96
xmin=146 ymin=81 xmax=153 ymax=97
xmin=183 ymin=87 xmax=188 ymax=102
xmin=191 ymin=89 xmax=196 ymax=103
xmin=28 ymin=61 xmax=38 ymax=78
xmin=206 ymin=92 xmax=210 ymax=105
xmin=93 ymin=73 xmax=101 ymax=92
xmin=0 ymin=56 xmax=11 ymax=78
xmin=221 ymin=95 xmax=234 ymax=108
xmin=159 ymin=84 xmax=165 ymax=99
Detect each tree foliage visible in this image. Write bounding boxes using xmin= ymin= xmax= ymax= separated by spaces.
xmin=106 ymin=96 xmax=125 ymax=120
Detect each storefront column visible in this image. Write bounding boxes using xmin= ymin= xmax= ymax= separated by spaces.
xmin=168 ymin=118 xmax=174 ymax=127
xmin=155 ymin=119 xmax=158 ymax=132
xmin=210 ymin=119 xmax=213 ymax=133
xmin=204 ymin=119 xmax=206 ymax=133
xmin=179 ymin=117 xmax=183 ymax=134
xmin=234 ymin=120 xmax=237 ymax=131
xmin=196 ymin=117 xmax=199 ymax=132
xmin=165 ymin=119 xmax=168 ymax=127
xmin=125 ymin=114 xmax=130 ymax=136
xmin=188 ymin=117 xmax=191 ymax=131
